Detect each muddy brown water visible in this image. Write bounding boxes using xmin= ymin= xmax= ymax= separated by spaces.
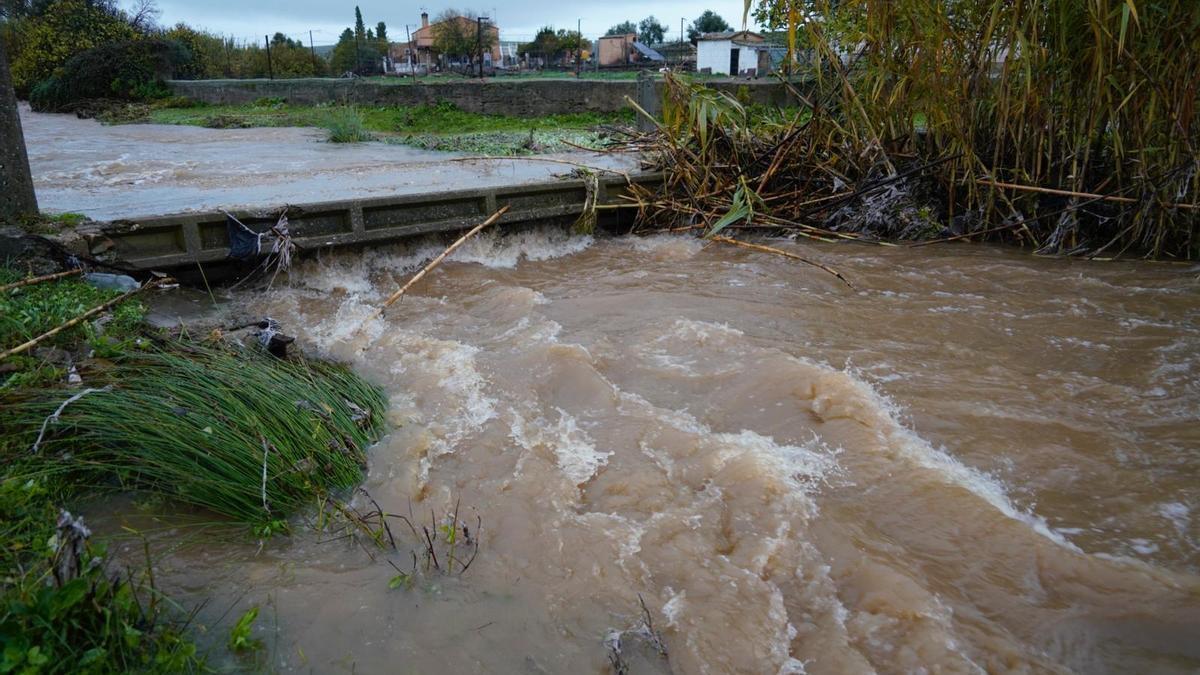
xmin=107 ymin=231 xmax=1198 ymax=674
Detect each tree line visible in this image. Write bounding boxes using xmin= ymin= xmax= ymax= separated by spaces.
xmin=604 ymin=11 xmax=733 ymax=46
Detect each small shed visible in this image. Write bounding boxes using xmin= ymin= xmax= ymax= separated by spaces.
xmin=597 ymin=34 xmax=636 ymax=67
xmin=696 ymin=31 xmax=775 ymax=76
xmin=597 ymin=34 xmax=663 ymax=67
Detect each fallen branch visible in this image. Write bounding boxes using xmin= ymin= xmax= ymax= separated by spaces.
xmin=0 ymin=268 xmax=83 ymax=293
xmin=0 ymin=278 xmax=167 ymax=362
xmin=379 ymin=205 xmax=510 ymax=313
xmin=709 ymin=235 xmax=856 ymax=290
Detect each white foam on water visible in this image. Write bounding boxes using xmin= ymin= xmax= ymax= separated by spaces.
xmin=510 ymin=408 xmax=611 ymax=486
xmin=711 ymin=430 xmax=839 ymax=498
xmin=450 ymin=228 xmax=594 ymax=268
xmin=818 ymin=358 xmax=1085 ymax=552
xmin=626 ymin=234 xmax=706 ymax=259
xmin=661 ymin=589 xmax=687 ymax=627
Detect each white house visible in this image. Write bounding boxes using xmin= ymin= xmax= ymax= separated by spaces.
xmin=696 ymin=31 xmax=777 ymax=76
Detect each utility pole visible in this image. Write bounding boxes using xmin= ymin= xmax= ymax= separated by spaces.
xmin=404 ymin=24 xmax=417 ymax=83
xmin=476 ymin=16 xmax=490 ymax=78
xmin=0 ymin=31 xmax=37 ymax=224
xmin=576 ymin=19 xmax=581 ymax=75
xmin=309 ymin=30 xmax=317 ymax=74
xmin=264 ymin=35 xmax=274 ymax=79
xmin=680 ymin=18 xmax=684 ymax=67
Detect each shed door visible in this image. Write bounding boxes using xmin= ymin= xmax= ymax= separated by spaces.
xmin=729 ymin=48 xmax=740 ymax=75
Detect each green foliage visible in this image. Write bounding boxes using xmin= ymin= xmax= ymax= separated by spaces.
xmin=638 ymin=16 xmax=667 ymax=45
xmin=606 ymin=21 xmax=637 ymax=36
xmin=781 ymin=0 xmax=1200 ymax=255
xmin=227 ymin=607 xmax=262 ymax=653
xmin=144 ymin=99 xmax=633 ymax=139
xmin=29 ymin=39 xmax=181 ymax=111
xmin=5 ymin=342 xmax=386 ymax=524
xmin=329 ymin=6 xmax=386 ymax=75
xmin=431 ymin=10 xmax=496 ymax=67
xmin=0 ymin=266 xmax=145 ymax=364
xmin=8 ymin=0 xmax=137 ymax=95
xmin=323 ymin=106 xmax=372 ymax=143
xmin=163 ymin=23 xmax=328 ymax=80
xmin=688 ymin=10 xmax=733 ymax=42
xmin=0 ymin=478 xmax=203 ymax=674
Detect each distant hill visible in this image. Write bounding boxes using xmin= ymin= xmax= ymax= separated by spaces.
xmin=312 ymin=44 xmax=336 ymax=58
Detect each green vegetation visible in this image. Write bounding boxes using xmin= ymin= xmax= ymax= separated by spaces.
xmin=1 ymin=267 xmax=202 ymax=673
xmin=388 ymin=129 xmax=609 ymax=155
xmin=0 ymin=477 xmax=203 ymax=673
xmin=322 ymin=106 xmax=372 ymax=143
xmin=226 ymin=607 xmax=262 ymax=654
xmin=139 ymin=100 xmax=633 ymax=153
xmin=29 ymin=39 xmax=179 ymax=112
xmin=6 ymin=344 xmax=385 ymax=523
xmin=0 ymin=264 xmax=388 ymax=670
xmin=0 ymin=267 xmax=144 ymax=388
xmin=328 ymin=6 xmax=390 ymax=75
xmin=5 ymin=0 xmax=139 ymax=97
xmin=687 ymin=10 xmax=733 ymax=43
xmin=649 ymin=0 xmax=1200 ymax=257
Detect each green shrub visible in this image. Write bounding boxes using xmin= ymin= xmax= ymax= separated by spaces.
xmin=9 ymin=0 xmax=138 ymax=96
xmin=29 ymin=39 xmax=185 ymax=112
xmin=323 ymin=106 xmax=372 ymax=143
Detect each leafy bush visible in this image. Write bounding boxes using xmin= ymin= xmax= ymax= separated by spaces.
xmin=9 ymin=0 xmax=137 ymax=96
xmin=29 ymin=39 xmax=185 ymax=111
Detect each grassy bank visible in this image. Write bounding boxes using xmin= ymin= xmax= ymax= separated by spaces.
xmin=0 ymin=264 xmax=387 ymax=670
xmin=135 ymin=99 xmax=634 ymax=154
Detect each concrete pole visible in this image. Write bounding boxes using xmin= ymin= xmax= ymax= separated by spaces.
xmin=635 ymin=70 xmax=660 ymax=133
xmin=0 ymin=32 xmax=38 ymax=224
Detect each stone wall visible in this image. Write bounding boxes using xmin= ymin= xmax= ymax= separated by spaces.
xmin=167 ymin=77 xmax=797 ymax=115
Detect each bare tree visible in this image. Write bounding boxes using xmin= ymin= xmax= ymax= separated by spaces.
xmin=126 ymin=0 xmax=160 ymax=31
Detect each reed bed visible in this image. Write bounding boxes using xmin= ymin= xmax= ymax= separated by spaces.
xmin=4 ymin=343 xmax=387 ymax=524
xmin=630 ymin=0 xmax=1198 ymax=258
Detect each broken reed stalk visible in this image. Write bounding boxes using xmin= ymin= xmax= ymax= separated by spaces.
xmin=379 ymin=205 xmax=510 ymax=312
xmin=709 ymin=235 xmax=855 ymax=290
xmin=0 ymin=278 xmax=165 ymax=361
xmin=0 ymin=268 xmax=83 ymax=293
xmin=975 ymin=179 xmax=1199 ymax=211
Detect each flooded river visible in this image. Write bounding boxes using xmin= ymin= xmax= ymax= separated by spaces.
xmin=111 ymin=231 xmax=1199 ymax=673
xmin=20 ymin=105 xmax=637 ymax=220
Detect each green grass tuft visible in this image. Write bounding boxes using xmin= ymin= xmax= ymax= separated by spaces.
xmin=322 ymin=106 xmax=373 ymax=143
xmin=6 ymin=343 xmax=387 ymax=524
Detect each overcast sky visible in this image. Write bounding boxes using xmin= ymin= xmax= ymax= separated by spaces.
xmin=153 ymin=1 xmax=756 ymax=45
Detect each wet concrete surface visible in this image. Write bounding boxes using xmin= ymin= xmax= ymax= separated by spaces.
xmin=20 ymin=104 xmax=638 ymax=220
